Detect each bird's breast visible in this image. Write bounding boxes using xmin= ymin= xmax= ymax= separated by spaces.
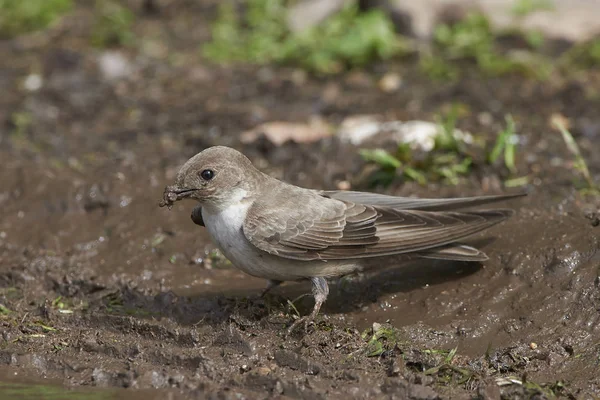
xmin=201 ymin=202 xmax=277 ymax=279
xmin=202 ymin=203 xmax=250 ymax=253
xmin=201 ymin=203 xmax=362 ymax=281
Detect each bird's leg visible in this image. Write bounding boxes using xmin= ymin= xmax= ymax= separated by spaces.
xmin=287 ymin=277 xmax=329 ymax=334
xmin=308 ymin=276 xmax=329 ymax=321
xmin=190 ymin=204 xmax=205 ymax=227
xmin=261 ymin=279 xmax=283 ymax=297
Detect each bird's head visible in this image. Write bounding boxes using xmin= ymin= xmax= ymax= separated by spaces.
xmin=160 ymin=146 xmax=261 ymax=210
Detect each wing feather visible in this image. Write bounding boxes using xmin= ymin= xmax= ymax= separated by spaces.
xmin=323 ymin=190 xmax=526 ymax=211
xmin=243 ymin=188 xmax=516 ymax=261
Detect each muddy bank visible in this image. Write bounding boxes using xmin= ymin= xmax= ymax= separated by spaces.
xmin=1 ymin=1 xmax=600 ymax=399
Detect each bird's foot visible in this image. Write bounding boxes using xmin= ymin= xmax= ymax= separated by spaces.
xmin=286 ymin=277 xmax=329 ymax=335
xmin=286 ymin=314 xmax=316 ymax=335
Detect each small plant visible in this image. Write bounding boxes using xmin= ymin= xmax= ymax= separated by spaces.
xmin=511 ymin=0 xmax=554 ymax=17
xmin=203 ymin=0 xmax=287 ymax=64
xmin=421 ymin=13 xmax=550 ymax=80
xmin=488 ymin=114 xmax=519 ymax=174
xmin=433 ymin=14 xmax=495 ymax=62
xmin=359 ymin=145 xmax=473 ymax=187
xmin=419 ymin=55 xmax=459 ymax=81
xmin=552 ymin=116 xmax=599 ymax=194
xmin=425 ymin=14 xmax=511 ymax=78
xmin=282 ymin=5 xmax=403 ymax=74
xmin=33 ymin=322 xmax=57 ymax=332
xmin=360 ymin=109 xmax=475 ymax=187
xmin=523 ymin=30 xmax=545 ymax=50
xmin=361 ymin=322 xmax=403 ymax=357
xmin=91 ymin=0 xmax=135 ymax=47
xmin=560 ymin=39 xmax=600 ymax=69
xmin=435 ymin=103 xmax=471 ymax=153
xmin=8 ymin=111 xmax=43 ymax=152
xmin=203 ymin=0 xmax=404 ymax=74
xmin=0 ymin=0 xmax=72 ymax=38
xmin=10 ymin=111 xmax=32 ymax=138
xmin=360 ymin=147 xmax=425 ymax=187
xmin=405 ymin=347 xmax=479 ymax=386
xmin=0 ymin=304 xmax=11 ymax=315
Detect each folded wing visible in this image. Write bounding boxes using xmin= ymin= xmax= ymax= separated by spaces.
xmin=243 ymin=190 xmax=514 ymax=261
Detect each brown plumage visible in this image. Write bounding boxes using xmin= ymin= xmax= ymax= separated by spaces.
xmin=160 ymin=146 xmax=525 ymax=333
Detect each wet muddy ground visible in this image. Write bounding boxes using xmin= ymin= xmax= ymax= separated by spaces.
xmin=1 ymin=2 xmax=600 ymax=399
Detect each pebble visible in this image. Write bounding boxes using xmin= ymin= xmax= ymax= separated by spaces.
xmin=24 ymin=74 xmax=43 ymax=91
xmin=98 ymin=51 xmax=133 ymax=81
xmin=378 ymin=72 xmax=402 ymax=93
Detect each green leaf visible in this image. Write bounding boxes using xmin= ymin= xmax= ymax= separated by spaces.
xmin=444 ymin=346 xmax=458 ymax=363
xmin=403 ymin=166 xmax=427 ymax=185
xmin=202 ymin=0 xmax=404 ymax=74
xmin=553 ymin=118 xmax=596 ymax=190
xmin=360 ymin=149 xmax=401 ymax=170
xmin=489 ymin=114 xmax=518 ymax=174
xmin=0 ymin=0 xmax=73 ymax=38
xmin=488 ymin=132 xmax=506 ymax=164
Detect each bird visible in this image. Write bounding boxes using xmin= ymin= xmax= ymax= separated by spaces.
xmin=159 ymin=146 xmax=524 ymax=333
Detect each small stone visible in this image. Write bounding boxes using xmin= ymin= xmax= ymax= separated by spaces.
xmin=550 ymin=113 xmax=570 ymax=130
xmin=378 ymin=72 xmax=402 ymax=93
xmin=387 ymin=360 xmax=402 ymax=377
xmin=336 ymin=181 xmax=351 ymax=190
xmin=92 ymin=368 xmax=111 ymax=386
xmin=241 ymin=119 xmax=331 ymax=146
xmin=290 ymin=69 xmax=307 ymax=86
xmin=337 ymin=115 xmax=382 ymax=145
xmin=274 ymin=380 xmax=284 ymax=394
xmin=478 ymin=112 xmax=493 ymax=126
xmin=322 ymin=82 xmax=341 ymax=104
xmin=24 ymin=74 xmax=43 ymax=91
xmin=256 ymin=367 xmax=271 ymax=376
xmin=529 ymin=342 xmax=538 ymax=350
xmin=98 ymin=51 xmax=132 ymax=81
xmin=151 ymin=370 xmax=168 ymax=388
xmin=240 ymin=364 xmax=251 ymax=373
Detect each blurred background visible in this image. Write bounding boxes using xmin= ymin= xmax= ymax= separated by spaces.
xmin=0 ymin=0 xmax=599 ymax=398
xmin=1 ymin=0 xmax=599 ymax=194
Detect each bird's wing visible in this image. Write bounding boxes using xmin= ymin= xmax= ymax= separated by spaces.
xmin=243 ymin=190 xmax=513 ymax=261
xmin=322 ymin=190 xmax=526 ymax=211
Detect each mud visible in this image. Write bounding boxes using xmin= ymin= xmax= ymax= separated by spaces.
xmin=1 ymin=2 xmax=600 ymax=399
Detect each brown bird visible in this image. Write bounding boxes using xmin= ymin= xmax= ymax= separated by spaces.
xmin=160 ymin=146 xmax=524 ymax=332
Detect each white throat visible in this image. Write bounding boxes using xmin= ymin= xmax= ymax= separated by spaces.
xmin=201 ymin=188 xmax=252 ymax=254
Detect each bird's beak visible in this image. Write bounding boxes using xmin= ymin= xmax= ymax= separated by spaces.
xmin=159 ymin=185 xmax=198 ymax=208
xmin=174 ymin=187 xmax=197 ymax=197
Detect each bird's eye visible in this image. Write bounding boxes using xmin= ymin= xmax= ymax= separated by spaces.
xmin=200 ymin=169 xmax=215 ymax=181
